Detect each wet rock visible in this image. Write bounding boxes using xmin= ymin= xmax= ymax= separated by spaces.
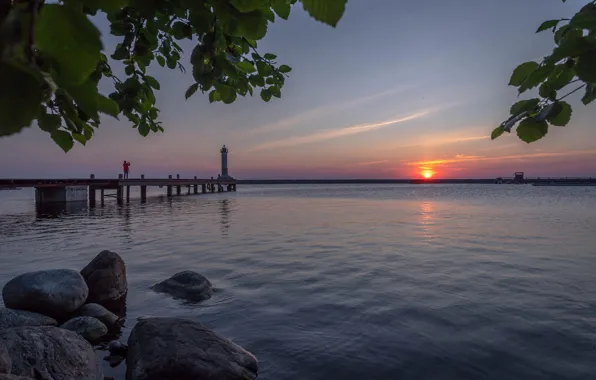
xmin=2 ymin=269 xmax=88 ymax=320
xmin=150 ymin=271 xmax=213 ymax=302
xmin=74 ymin=303 xmax=119 ymax=328
xmin=0 ymin=308 xmax=57 ymax=329
xmin=108 ymin=341 xmax=128 ymax=357
xmin=60 ymin=316 xmax=108 ymax=342
xmin=81 ymin=250 xmax=127 ymax=306
xmin=0 ymin=326 xmax=103 ymax=380
xmin=104 ymin=355 xmax=125 ymax=368
xmin=126 ymin=317 xmax=258 ymax=380
xmin=0 ymin=342 xmax=9 ymax=374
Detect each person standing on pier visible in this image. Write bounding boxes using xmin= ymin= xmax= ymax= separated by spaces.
xmin=123 ymin=160 xmax=131 ymax=178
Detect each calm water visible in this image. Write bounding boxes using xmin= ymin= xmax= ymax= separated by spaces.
xmin=1 ymin=184 xmax=595 ymax=380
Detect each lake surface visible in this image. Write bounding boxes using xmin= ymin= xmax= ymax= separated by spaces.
xmin=1 ymin=184 xmax=595 ymax=380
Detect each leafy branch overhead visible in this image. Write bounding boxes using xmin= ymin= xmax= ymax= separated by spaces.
xmin=494 ymin=0 xmax=596 ymax=144
xmin=0 ymin=0 xmax=348 ymax=151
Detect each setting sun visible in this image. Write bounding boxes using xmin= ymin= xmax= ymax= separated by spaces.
xmin=421 ymin=170 xmax=434 ymax=179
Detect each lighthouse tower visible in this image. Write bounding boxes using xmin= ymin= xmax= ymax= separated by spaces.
xmin=220 ymin=145 xmax=232 ymax=179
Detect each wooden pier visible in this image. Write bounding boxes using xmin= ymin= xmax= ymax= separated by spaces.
xmin=0 ymin=174 xmax=237 ymax=206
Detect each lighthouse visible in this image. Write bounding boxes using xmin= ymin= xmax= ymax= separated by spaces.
xmin=220 ymin=145 xmax=232 ymax=179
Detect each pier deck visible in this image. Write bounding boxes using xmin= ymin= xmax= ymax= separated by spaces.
xmin=0 ymin=176 xmax=237 ymax=205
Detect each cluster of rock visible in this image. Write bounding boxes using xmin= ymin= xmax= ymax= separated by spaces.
xmin=0 ymin=250 xmax=258 ymax=380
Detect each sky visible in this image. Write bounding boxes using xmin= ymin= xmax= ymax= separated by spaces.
xmin=1 ymin=0 xmax=595 ymax=179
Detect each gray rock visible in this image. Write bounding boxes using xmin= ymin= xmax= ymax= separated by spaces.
xmin=74 ymin=303 xmax=119 ymax=328
xmin=81 ymin=251 xmax=127 ymax=305
xmin=60 ymin=316 xmax=108 ymax=342
xmin=0 ymin=375 xmax=35 ymax=380
xmin=2 ymin=269 xmax=88 ymax=320
xmin=108 ymin=341 xmax=128 ymax=356
xmin=0 ymin=308 xmax=57 ymax=329
xmin=150 ymin=271 xmax=213 ymax=302
xmin=126 ymin=317 xmax=258 ymax=380
xmin=104 ymin=355 xmax=125 ymax=368
xmin=0 ymin=341 xmax=9 ymax=374
xmin=0 ymin=326 xmax=103 ymax=380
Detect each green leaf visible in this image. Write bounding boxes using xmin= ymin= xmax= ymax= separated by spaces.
xmin=509 ymin=61 xmax=539 ymax=86
xmin=185 ymin=83 xmax=199 ymax=99
xmin=231 ymin=0 xmax=270 ymax=12
xmin=518 ymin=64 xmax=553 ymax=93
xmin=249 ymin=74 xmax=265 ymax=87
xmin=536 ymin=20 xmax=560 ymax=33
xmin=269 ymin=86 xmax=281 ymax=98
xmin=264 ymin=53 xmax=277 ymax=60
xmin=63 ymin=80 xmax=100 ymax=121
xmin=570 ymin=5 xmax=596 ymax=30
xmin=97 ymin=95 xmax=120 ymax=117
xmin=219 ymin=85 xmax=237 ymax=104
xmin=234 ymin=11 xmax=268 ymax=40
xmin=510 ymin=98 xmax=540 ymax=116
xmin=256 ymin=61 xmax=273 ymax=76
xmin=539 ymin=82 xmax=557 ymax=100
xmin=491 ymin=125 xmax=505 ymax=140
xmin=576 ymin=50 xmax=596 ymax=83
xmin=237 ymin=61 xmax=257 ymax=73
xmin=51 ymin=130 xmax=75 ymax=152
xmin=546 ymin=101 xmax=572 ymax=126
xmin=0 ymin=63 xmax=43 ymax=137
xmin=279 ymin=64 xmax=292 ymax=73
xmin=145 ymin=76 xmax=161 ymax=90
xmin=38 ymin=113 xmax=62 ymax=133
xmin=516 ymin=118 xmax=548 ymax=143
xmin=36 ymin=4 xmax=102 ymax=84
xmin=260 ymin=88 xmax=272 ymax=102
xmin=209 ymin=90 xmax=221 ymax=103
xmin=301 ymin=0 xmax=347 ymax=27
xmin=582 ymin=84 xmax=596 ymax=105
xmin=72 ymin=133 xmax=87 ymax=145
xmin=272 ymin=0 xmax=292 ymax=19
xmin=156 ymin=56 xmax=166 ymax=67
xmin=138 ymin=121 xmax=150 ymax=137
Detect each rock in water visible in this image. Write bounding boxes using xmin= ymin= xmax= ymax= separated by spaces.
xmin=2 ymin=269 xmax=88 ymax=320
xmin=0 ymin=342 xmax=10 ymax=374
xmin=0 ymin=308 xmax=57 ymax=329
xmin=74 ymin=303 xmax=119 ymax=328
xmin=81 ymin=251 xmax=127 ymax=305
xmin=60 ymin=317 xmax=108 ymax=342
xmin=151 ymin=271 xmax=213 ymax=302
xmin=126 ymin=317 xmax=258 ymax=380
xmin=0 ymin=326 xmax=103 ymax=380
xmin=108 ymin=341 xmax=128 ymax=357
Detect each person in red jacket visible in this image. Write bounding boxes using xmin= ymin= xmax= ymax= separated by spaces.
xmin=123 ymin=161 xmax=131 ymax=178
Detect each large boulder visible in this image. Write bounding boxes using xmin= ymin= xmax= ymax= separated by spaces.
xmin=0 ymin=308 xmax=56 ymax=329
xmin=60 ymin=316 xmax=108 ymax=342
xmin=74 ymin=303 xmax=119 ymax=328
xmin=0 ymin=342 xmax=9 ymax=374
xmin=81 ymin=251 xmax=127 ymax=306
xmin=2 ymin=269 xmax=88 ymax=320
xmin=126 ymin=317 xmax=258 ymax=380
xmin=150 ymin=271 xmax=212 ymax=302
xmin=0 ymin=326 xmax=103 ymax=380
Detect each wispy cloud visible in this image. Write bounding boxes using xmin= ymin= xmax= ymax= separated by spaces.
xmin=247 ymin=86 xmax=416 ymax=135
xmin=353 ymin=160 xmax=389 ymax=166
xmin=248 ymin=109 xmax=436 ymax=152
xmin=407 ymin=149 xmax=596 ymax=166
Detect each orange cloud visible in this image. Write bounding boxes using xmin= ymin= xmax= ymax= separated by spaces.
xmin=407 ymin=149 xmax=596 ymax=166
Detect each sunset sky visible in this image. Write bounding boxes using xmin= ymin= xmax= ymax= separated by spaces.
xmin=1 ymin=0 xmax=595 ymax=179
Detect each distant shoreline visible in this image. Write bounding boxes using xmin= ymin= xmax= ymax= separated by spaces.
xmin=237 ymin=178 xmax=596 ymax=185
